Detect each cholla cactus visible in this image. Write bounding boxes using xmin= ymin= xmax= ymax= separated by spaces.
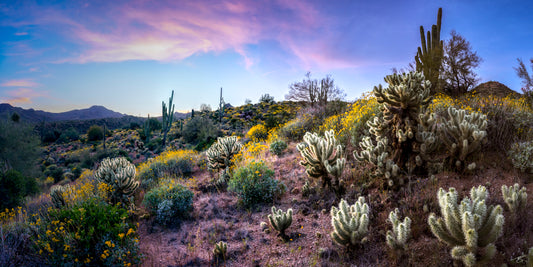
xmin=330 ymin=197 xmax=369 ymax=248
xmin=50 ymin=184 xmax=70 ymax=209
xmin=94 ymin=157 xmax=139 ymax=205
xmin=206 ymin=136 xmax=242 ymax=172
xmin=501 ymin=183 xmax=527 ymax=213
xmin=428 ymin=186 xmax=504 ymax=267
xmin=356 ymin=72 xmax=436 ymax=188
xmin=268 ymin=206 xmax=293 ymax=240
xmin=297 ymin=130 xmax=345 ymax=189
xmin=439 ymin=107 xmax=487 ymax=171
xmin=213 ymin=241 xmax=227 ymax=260
xmin=528 ymin=247 xmax=533 ymax=267
xmin=386 ymin=208 xmax=411 ymax=250
xmin=355 ymin=136 xmax=400 ymax=186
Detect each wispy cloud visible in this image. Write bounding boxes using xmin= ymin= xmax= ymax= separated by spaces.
xmin=3 ymin=0 xmax=361 ymax=70
xmin=0 ymin=88 xmax=48 ymax=105
xmin=1 ymin=79 xmax=40 ymax=87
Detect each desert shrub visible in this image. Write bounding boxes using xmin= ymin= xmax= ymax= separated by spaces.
xmin=182 ymin=116 xmax=218 ymax=145
xmin=142 ymin=178 xmax=193 ymax=225
xmin=44 ymin=165 xmax=64 ymax=183
xmin=0 ymin=119 xmax=41 ymax=177
xmin=0 ymin=170 xmax=38 ymax=210
xmin=146 ymin=137 xmax=162 ymax=151
xmin=231 ymin=141 xmax=268 ymax=171
xmin=269 ymin=140 xmax=287 ymax=156
xmin=50 ymin=170 xmax=112 ymax=207
xmin=246 ymin=124 xmax=268 ymax=142
xmin=508 ymin=141 xmax=533 ymax=173
xmin=228 ymin=161 xmax=285 ymax=208
xmin=56 ymin=127 xmax=79 ymax=143
xmin=137 ymin=149 xmax=199 ymax=188
xmin=0 ymin=207 xmax=40 ymax=266
xmin=87 ymin=125 xmax=104 ymax=141
xmin=34 ymin=198 xmax=141 ymax=266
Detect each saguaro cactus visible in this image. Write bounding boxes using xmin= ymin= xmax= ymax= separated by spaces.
xmin=162 ymin=90 xmax=175 ymax=147
xmin=206 ymin=136 xmax=242 ymax=172
xmin=297 ymin=130 xmax=345 ymax=189
xmin=415 ymin=7 xmax=444 ymax=94
xmin=439 ymin=107 xmax=487 ymax=171
xmin=428 ymin=186 xmax=504 ymax=267
xmin=501 ymin=183 xmax=527 ymax=213
xmin=268 ymin=206 xmax=293 ymax=240
xmin=330 ymin=197 xmax=369 ymax=248
xmin=386 ymin=208 xmax=412 ymax=250
xmin=94 ymin=157 xmax=139 ymax=205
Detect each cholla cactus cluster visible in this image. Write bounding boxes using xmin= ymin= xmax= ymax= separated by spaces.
xmin=297 ymin=130 xmax=345 ymax=188
xmin=206 ymin=136 xmax=242 ymax=172
xmin=330 ymin=197 xmax=369 ymax=248
xmin=268 ymin=206 xmax=293 ymax=239
xmin=50 ymin=184 xmax=70 ymax=209
xmin=501 ymin=183 xmax=527 ymax=213
xmin=386 ymin=208 xmax=412 ymax=250
xmin=440 ymin=107 xmax=487 ymax=171
xmin=213 ymin=241 xmax=227 ymax=259
xmin=94 ymin=157 xmax=139 ymax=205
xmin=355 ymin=72 xmax=434 ymax=187
xmin=428 ymin=186 xmax=504 ymax=267
xmin=507 ymin=140 xmax=533 ymax=173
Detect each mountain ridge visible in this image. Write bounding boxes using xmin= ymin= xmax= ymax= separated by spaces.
xmin=0 ymin=103 xmax=125 ymax=122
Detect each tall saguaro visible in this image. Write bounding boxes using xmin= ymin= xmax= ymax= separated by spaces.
xmin=218 ymin=87 xmax=225 ymax=124
xmin=415 ymin=7 xmax=443 ymax=95
xmin=162 ymin=90 xmax=175 ymax=147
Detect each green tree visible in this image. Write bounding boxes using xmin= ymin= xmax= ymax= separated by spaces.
xmin=0 ymin=169 xmax=38 ymax=209
xmin=182 ymin=116 xmax=218 ymax=146
xmin=87 ymin=125 xmax=104 ymax=141
xmin=286 ymin=72 xmax=345 ymax=108
xmin=515 ymin=57 xmax=533 ymax=106
xmin=441 ymin=30 xmax=482 ymax=96
xmin=0 ymin=119 xmax=41 ymax=177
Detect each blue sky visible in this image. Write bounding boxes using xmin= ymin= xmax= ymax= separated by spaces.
xmin=1 ymin=0 xmax=532 ymax=116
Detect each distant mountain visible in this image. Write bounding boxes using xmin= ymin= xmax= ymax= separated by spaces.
xmin=0 ymin=103 xmax=125 ymax=123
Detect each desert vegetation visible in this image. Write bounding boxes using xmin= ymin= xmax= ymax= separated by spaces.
xmin=1 ymin=7 xmax=533 ymax=267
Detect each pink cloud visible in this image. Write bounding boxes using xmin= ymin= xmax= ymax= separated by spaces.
xmin=0 ymin=88 xmax=48 ymax=105
xmin=1 ymin=79 xmax=40 ymax=87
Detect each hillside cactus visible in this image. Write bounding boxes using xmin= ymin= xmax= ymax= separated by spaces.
xmin=50 ymin=184 xmax=69 ymax=209
xmin=355 ymin=136 xmax=400 ymax=186
xmin=161 ymin=90 xmax=175 ymax=147
xmin=268 ymin=206 xmax=293 ymax=240
xmin=94 ymin=157 xmax=139 ymax=205
xmin=213 ymin=241 xmax=227 ymax=260
xmin=428 ymin=186 xmax=504 ymax=267
xmin=330 ymin=197 xmax=369 ymax=248
xmin=439 ymin=107 xmax=487 ymax=171
xmin=206 ymin=136 xmax=242 ymax=172
xmin=386 ymin=208 xmax=412 ymax=250
xmin=297 ymin=130 xmax=345 ymax=189
xmin=501 ymin=183 xmax=527 ymax=213
xmin=415 ymin=7 xmax=443 ymax=94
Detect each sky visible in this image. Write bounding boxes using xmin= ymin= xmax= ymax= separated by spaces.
xmin=0 ymin=0 xmax=532 ymax=116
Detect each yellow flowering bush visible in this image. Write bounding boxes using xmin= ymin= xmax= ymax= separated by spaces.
xmin=137 ymin=149 xmax=201 ymax=188
xmin=246 ymin=124 xmax=268 ymax=142
xmin=231 ymin=141 xmax=270 ymax=172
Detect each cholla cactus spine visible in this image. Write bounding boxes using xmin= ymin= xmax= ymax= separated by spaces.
xmin=428 ymin=186 xmax=504 ymax=267
xmin=439 ymin=107 xmax=487 ymax=171
xmin=501 ymin=183 xmax=527 ymax=213
xmin=386 ymin=208 xmax=411 ymax=250
xmin=330 ymin=197 xmax=369 ymax=248
xmin=94 ymin=157 xmax=139 ymax=205
xmin=213 ymin=241 xmax=227 ymax=259
xmin=268 ymin=206 xmax=293 ymax=239
xmin=206 ymin=136 xmax=242 ymax=172
xmin=297 ymin=130 xmax=344 ymax=188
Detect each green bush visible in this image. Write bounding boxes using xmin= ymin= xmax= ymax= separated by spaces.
xmin=269 ymin=140 xmax=288 ymax=156
xmin=182 ymin=116 xmax=218 ymax=145
xmin=0 ymin=119 xmax=41 ymax=177
xmin=34 ymin=198 xmax=141 ymax=266
xmin=87 ymin=125 xmax=104 ymax=141
xmin=0 ymin=170 xmax=38 ymax=209
xmin=142 ymin=179 xmax=194 ymax=225
xmin=508 ymin=141 xmax=533 ymax=173
xmin=228 ymin=161 xmax=285 ymax=208
xmin=56 ymin=127 xmax=79 ymax=143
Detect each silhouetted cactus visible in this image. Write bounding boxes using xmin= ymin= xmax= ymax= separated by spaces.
xmin=162 ymin=90 xmax=175 ymax=147
xmin=94 ymin=157 xmax=139 ymax=205
xmin=268 ymin=206 xmax=293 ymax=240
xmin=415 ymin=7 xmax=444 ymax=94
xmin=439 ymin=107 xmax=487 ymax=171
xmin=501 ymin=183 xmax=527 ymax=213
xmin=386 ymin=208 xmax=411 ymax=250
xmin=297 ymin=130 xmax=345 ymax=189
xmin=206 ymin=136 xmax=242 ymax=172
xmin=330 ymin=197 xmax=369 ymax=248
xmin=428 ymin=186 xmax=504 ymax=267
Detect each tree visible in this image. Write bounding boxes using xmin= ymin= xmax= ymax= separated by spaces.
xmin=0 ymin=119 xmax=41 ymax=178
xmin=285 ymin=72 xmax=345 ymax=107
xmin=87 ymin=125 xmax=104 ymax=141
xmin=259 ymin=94 xmax=275 ymax=104
xmin=441 ymin=30 xmax=482 ymax=96
xmin=514 ymin=58 xmax=533 ymax=94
